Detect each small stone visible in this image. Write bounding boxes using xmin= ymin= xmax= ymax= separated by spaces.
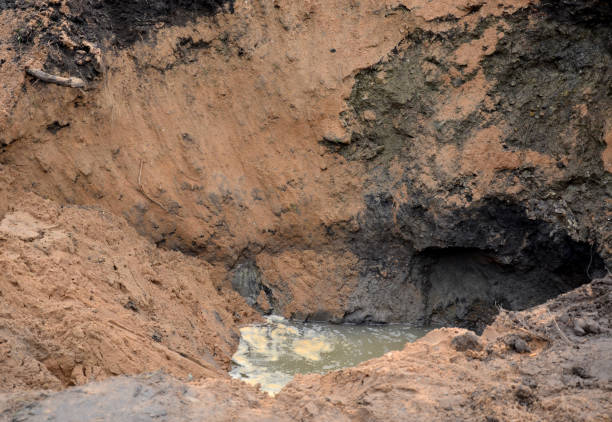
xmin=583 ymin=319 xmax=602 ymax=334
xmin=505 ymin=335 xmax=531 ymax=353
xmin=573 ymin=318 xmax=600 ymax=336
xmin=573 ymin=322 xmax=585 ymax=336
xmin=362 ymin=110 xmax=377 ymax=121
xmin=522 ymin=377 xmax=538 ymax=388
xmin=574 ymin=318 xmax=601 ymax=335
xmin=322 ymin=132 xmax=349 ymax=144
xmin=451 ymin=77 xmax=464 ymax=88
xmin=451 ymin=332 xmax=483 ymax=352
xmin=256 ymin=289 xmax=271 ymax=313
xmin=571 ymin=366 xmax=592 ymax=379
xmin=515 ymin=385 xmax=535 ymax=406
xmin=513 ymin=339 xmax=530 ymax=353
xmin=124 ymin=299 xmax=138 ymax=312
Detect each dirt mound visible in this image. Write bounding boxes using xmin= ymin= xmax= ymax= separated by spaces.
xmin=0 ymin=166 xmax=258 ymax=391
xmin=273 ymin=275 xmax=612 ymax=421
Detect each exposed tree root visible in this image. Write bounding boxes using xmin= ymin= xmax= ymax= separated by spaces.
xmin=25 ymin=67 xmax=85 ymax=88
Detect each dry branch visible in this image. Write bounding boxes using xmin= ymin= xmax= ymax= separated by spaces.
xmin=137 ymin=160 xmax=169 ymax=212
xmin=548 ymin=311 xmax=573 ymax=345
xmin=25 ymin=67 xmax=85 ymax=88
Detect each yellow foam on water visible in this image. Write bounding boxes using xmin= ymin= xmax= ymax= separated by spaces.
xmin=231 ymin=353 xmax=250 ymax=367
xmin=264 ymin=383 xmax=284 ymax=396
xmin=270 ymin=324 xmax=299 ymax=340
xmin=292 ymin=337 xmax=333 ymax=361
xmin=240 ymin=327 xmax=270 ymax=352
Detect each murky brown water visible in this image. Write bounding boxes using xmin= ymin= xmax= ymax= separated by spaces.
xmin=229 ymin=316 xmax=430 ymax=394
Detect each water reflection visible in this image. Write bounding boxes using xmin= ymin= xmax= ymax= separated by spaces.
xmin=229 ymin=316 xmax=430 ymax=394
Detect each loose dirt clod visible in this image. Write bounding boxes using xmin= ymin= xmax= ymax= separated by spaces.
xmin=451 ymin=332 xmax=483 ymax=351
xmin=504 ymin=335 xmax=531 ymax=354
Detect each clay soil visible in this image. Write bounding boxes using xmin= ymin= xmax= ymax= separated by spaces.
xmin=1 ymin=276 xmax=611 ymax=421
xmin=0 ymin=0 xmax=611 ymax=420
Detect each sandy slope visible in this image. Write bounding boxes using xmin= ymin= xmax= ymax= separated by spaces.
xmin=0 ymin=166 xmax=258 ymax=391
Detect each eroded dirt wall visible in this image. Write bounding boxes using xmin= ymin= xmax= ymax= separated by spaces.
xmin=1 ymin=0 xmax=610 ymax=330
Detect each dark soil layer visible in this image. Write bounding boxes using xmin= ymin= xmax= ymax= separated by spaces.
xmin=315 ymin=2 xmax=612 ymax=330
xmin=483 ymin=8 xmax=611 ymax=158
xmin=8 ymin=0 xmax=234 ymax=81
xmin=90 ymin=0 xmax=235 ymax=46
xmin=343 ymin=198 xmax=605 ymax=332
xmin=539 ymin=0 xmax=612 ymax=24
xmin=0 ymin=0 xmax=15 ymax=11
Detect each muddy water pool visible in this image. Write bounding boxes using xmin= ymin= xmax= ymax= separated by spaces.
xmin=229 ymin=316 xmax=431 ymax=394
